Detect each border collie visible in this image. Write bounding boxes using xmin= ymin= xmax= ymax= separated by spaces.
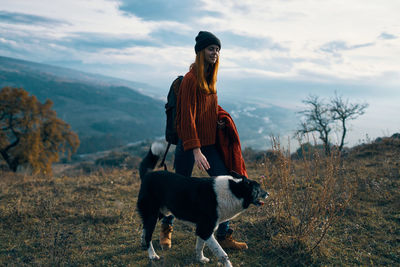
xmin=137 ymin=142 xmax=268 ymax=267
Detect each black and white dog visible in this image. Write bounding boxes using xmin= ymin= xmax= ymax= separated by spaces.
xmin=137 ymin=143 xmax=268 ymax=267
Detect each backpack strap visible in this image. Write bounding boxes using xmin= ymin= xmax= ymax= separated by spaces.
xmin=159 ymin=142 xmax=172 ymax=170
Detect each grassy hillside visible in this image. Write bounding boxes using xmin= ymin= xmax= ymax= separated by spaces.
xmin=0 ymin=138 xmax=399 ymax=266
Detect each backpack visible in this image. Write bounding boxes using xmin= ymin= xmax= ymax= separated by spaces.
xmin=165 ymin=75 xmax=183 ymax=145
xmin=159 ymin=75 xmax=183 ymax=169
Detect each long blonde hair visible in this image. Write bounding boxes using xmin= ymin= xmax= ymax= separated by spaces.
xmin=191 ymin=49 xmax=219 ymax=94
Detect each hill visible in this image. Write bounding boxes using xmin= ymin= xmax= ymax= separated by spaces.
xmin=0 ymin=56 xmax=165 ymax=153
xmin=0 ymin=135 xmax=398 ymax=266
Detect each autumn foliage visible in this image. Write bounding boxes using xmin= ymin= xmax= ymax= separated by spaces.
xmin=0 ymin=87 xmax=79 ymax=174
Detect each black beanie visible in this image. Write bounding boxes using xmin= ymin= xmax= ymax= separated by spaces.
xmin=194 ymin=31 xmax=221 ymax=53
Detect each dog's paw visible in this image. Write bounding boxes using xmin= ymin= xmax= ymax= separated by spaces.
xmin=149 ymin=254 xmax=160 ymax=261
xmin=198 ymin=256 xmax=210 ymax=264
xmin=217 ymin=258 xmax=232 ymax=267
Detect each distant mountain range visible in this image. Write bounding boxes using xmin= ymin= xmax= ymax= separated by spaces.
xmin=0 ymin=56 xmax=297 ymax=153
xmin=0 ymin=56 xmax=166 ymax=153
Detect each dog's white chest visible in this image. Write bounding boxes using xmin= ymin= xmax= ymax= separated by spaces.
xmin=214 ymin=177 xmax=244 ymax=222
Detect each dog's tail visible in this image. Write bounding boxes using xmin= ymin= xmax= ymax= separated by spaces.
xmin=139 ymin=142 xmax=167 ymax=180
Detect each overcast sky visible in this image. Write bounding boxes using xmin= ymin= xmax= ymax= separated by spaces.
xmin=0 ymin=0 xmax=399 ymax=145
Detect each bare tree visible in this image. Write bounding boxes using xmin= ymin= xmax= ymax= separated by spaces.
xmin=297 ymin=93 xmax=368 ymax=155
xmin=297 ymin=95 xmax=333 ymax=155
xmin=330 ymin=93 xmax=368 ymax=151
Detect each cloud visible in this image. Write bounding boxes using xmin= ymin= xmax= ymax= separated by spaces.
xmin=378 ymin=32 xmax=397 ymax=40
xmin=118 ymin=0 xmax=218 ymax=22
xmin=219 ymin=32 xmax=288 ymax=51
xmin=0 ymin=0 xmax=399 ymax=91
xmin=0 ymin=10 xmax=67 ymax=26
xmin=319 ymin=41 xmax=375 ymax=56
xmin=59 ymin=33 xmax=157 ymax=51
xmin=0 ymin=0 xmax=190 ymax=39
xmin=0 ymin=37 xmax=18 ymax=47
xmin=190 ymin=0 xmax=399 ymax=88
xmin=0 ymin=0 xmax=195 ymax=66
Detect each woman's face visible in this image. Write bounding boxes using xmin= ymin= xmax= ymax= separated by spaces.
xmin=204 ymin=44 xmax=220 ymax=65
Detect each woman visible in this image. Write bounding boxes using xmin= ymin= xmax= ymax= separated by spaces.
xmin=160 ymin=31 xmax=248 ymax=251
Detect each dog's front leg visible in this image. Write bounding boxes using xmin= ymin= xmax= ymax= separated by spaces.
xmin=195 ymin=237 xmax=210 ymax=263
xmin=205 ymin=235 xmax=232 ymax=267
xmin=147 ymin=241 xmax=160 ymax=260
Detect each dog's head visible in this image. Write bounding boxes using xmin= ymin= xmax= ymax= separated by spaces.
xmin=229 ymin=171 xmax=269 ymax=209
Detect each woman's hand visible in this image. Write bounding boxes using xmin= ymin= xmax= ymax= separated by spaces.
xmin=193 ymin=148 xmax=210 ymax=171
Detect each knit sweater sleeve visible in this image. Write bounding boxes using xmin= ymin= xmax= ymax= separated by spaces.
xmin=177 ymin=72 xmax=201 ymax=151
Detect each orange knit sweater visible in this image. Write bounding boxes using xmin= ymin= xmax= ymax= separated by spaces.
xmin=176 ymin=67 xmax=218 ymax=151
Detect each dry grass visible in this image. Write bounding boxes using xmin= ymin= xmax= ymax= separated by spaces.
xmin=256 ymin=141 xmax=355 ymax=265
xmin=0 ymin=139 xmax=399 ymax=266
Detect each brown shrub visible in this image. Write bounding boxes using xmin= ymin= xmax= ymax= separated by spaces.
xmin=262 ymin=138 xmax=356 ymax=256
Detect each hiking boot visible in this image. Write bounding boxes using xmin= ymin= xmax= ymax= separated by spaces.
xmin=160 ymin=223 xmax=173 ymax=250
xmin=217 ymin=229 xmax=248 ymax=250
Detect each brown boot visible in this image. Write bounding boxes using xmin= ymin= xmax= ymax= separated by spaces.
xmin=217 ymin=229 xmax=248 ymax=250
xmin=160 ymin=223 xmax=173 ymax=250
